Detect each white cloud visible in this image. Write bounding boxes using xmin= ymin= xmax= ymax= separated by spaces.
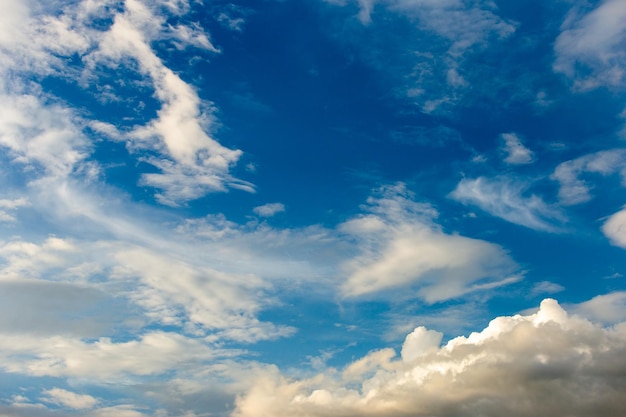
xmin=450 ymin=177 xmax=565 ymax=232
xmin=81 ymin=0 xmax=248 ymax=205
xmin=501 ymin=133 xmax=534 ymax=165
xmin=531 ymin=280 xmax=565 ymax=296
xmin=0 ymin=94 xmax=90 ymax=180
xmin=0 ymin=331 xmax=220 ymax=380
xmin=400 ymin=326 xmax=442 ymax=362
xmin=554 ymin=0 xmax=626 ymax=90
xmin=40 ymin=388 xmax=99 ymax=410
xmin=602 ymin=207 xmax=626 ymax=249
xmin=340 ymin=184 xmax=519 ymax=302
xmin=552 ymin=149 xmax=626 ymax=205
xmin=0 ymin=197 xmax=28 ymax=222
xmin=253 ymin=203 xmax=286 ymax=217
xmin=0 ymin=0 xmax=249 ymax=206
xmin=572 ymin=291 xmax=626 ymax=324
xmin=233 ymin=298 xmax=626 ymax=417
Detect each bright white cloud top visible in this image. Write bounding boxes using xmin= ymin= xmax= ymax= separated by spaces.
xmin=0 ymin=0 xmax=626 ymax=416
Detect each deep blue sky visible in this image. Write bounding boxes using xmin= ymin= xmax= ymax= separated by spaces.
xmin=1 ymin=0 xmax=626 ymax=416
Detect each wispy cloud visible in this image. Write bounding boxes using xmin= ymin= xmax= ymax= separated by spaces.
xmin=552 ymin=149 xmax=626 ymax=205
xmin=329 ymin=0 xmax=515 ymax=112
xmin=602 ymin=206 xmax=626 ymax=249
xmin=40 ymin=388 xmax=99 ymax=410
xmin=0 ymin=0 xmax=251 ymax=207
xmin=450 ymin=176 xmax=565 ymax=232
xmin=340 ymin=183 xmax=519 ymax=302
xmin=571 ymin=291 xmax=626 ymax=324
xmin=554 ymin=0 xmax=626 ymax=90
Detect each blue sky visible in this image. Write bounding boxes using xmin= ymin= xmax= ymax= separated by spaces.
xmin=1 ymin=0 xmax=626 ymax=416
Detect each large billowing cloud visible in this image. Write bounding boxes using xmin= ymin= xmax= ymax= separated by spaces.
xmin=233 ymin=298 xmax=626 ymax=417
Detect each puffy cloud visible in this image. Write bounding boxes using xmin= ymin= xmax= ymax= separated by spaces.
xmin=340 ymin=184 xmax=519 ymax=302
xmin=554 ymin=0 xmax=626 ymax=90
xmin=500 ymin=133 xmax=534 ymax=165
xmin=450 ymin=177 xmax=564 ymax=232
xmin=233 ymin=299 xmax=626 ymax=417
xmin=602 ymin=207 xmax=626 ymax=249
xmin=40 ymin=388 xmax=99 ymax=410
xmin=552 ymin=149 xmax=626 ymax=205
xmin=253 ymin=203 xmax=286 ymax=218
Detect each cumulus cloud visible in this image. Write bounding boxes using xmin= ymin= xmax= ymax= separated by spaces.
xmin=552 ymin=149 xmax=626 ymax=205
xmin=340 ymin=183 xmax=519 ymax=302
xmin=450 ymin=177 xmax=565 ymax=232
xmin=500 ymin=133 xmax=534 ymax=165
xmin=233 ymin=299 xmax=626 ymax=417
xmin=554 ymin=0 xmax=626 ymax=90
xmin=253 ymin=203 xmax=286 ymax=217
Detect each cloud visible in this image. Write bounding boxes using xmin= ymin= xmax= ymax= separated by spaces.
xmin=552 ymin=149 xmax=626 ymax=205
xmin=353 ymin=0 xmax=514 ymax=48
xmin=572 ymin=291 xmax=626 ymax=324
xmin=40 ymin=388 xmax=99 ymax=410
xmin=233 ymin=298 xmax=626 ymax=417
xmin=602 ymin=207 xmax=626 ymax=249
xmin=253 ymin=203 xmax=286 ymax=217
xmin=340 ymin=184 xmax=519 ymax=302
xmin=500 ymin=133 xmax=534 ymax=165
xmin=554 ymin=0 xmax=626 ymax=90
xmin=82 ymin=0 xmax=249 ymax=205
xmin=531 ymin=281 xmax=565 ymax=296
xmin=0 ymin=0 xmax=250 ymax=206
xmin=0 ymin=94 xmax=91 ymax=180
xmin=0 ymin=331 xmax=221 ymax=380
xmin=450 ymin=177 xmax=565 ymax=232
xmin=330 ymin=0 xmax=515 ymax=112
xmin=0 ymin=197 xmax=28 ymax=222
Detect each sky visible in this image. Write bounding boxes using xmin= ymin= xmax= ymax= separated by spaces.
xmin=1 ymin=0 xmax=626 ymax=416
